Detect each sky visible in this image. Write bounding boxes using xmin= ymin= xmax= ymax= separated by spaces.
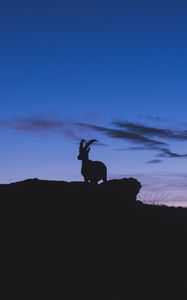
xmin=1 ymin=0 xmax=187 ymax=206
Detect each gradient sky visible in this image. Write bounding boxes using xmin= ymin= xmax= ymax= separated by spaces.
xmin=1 ymin=0 xmax=187 ymax=206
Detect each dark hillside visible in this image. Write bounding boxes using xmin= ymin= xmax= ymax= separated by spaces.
xmin=1 ymin=177 xmax=186 ymax=226
xmin=1 ymin=177 xmax=187 ymax=238
xmin=0 ymin=177 xmax=141 ymax=219
xmin=1 ymin=178 xmax=186 ymax=297
xmin=1 ymin=177 xmax=187 ymax=255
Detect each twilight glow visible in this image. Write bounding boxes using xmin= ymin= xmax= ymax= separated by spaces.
xmin=1 ymin=0 xmax=187 ymax=206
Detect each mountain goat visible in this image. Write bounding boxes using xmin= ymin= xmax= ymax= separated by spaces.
xmin=77 ymin=139 xmax=107 ymax=184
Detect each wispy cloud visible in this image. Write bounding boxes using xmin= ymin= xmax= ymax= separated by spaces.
xmin=146 ymin=159 xmax=163 ymax=164
xmin=126 ymin=146 xmax=187 ymax=159
xmin=78 ymin=123 xmax=166 ymax=147
xmin=2 ymin=116 xmax=187 ymax=160
xmin=1 ymin=118 xmax=65 ymax=132
xmin=0 ymin=118 xmax=81 ymax=140
xmin=125 ymin=146 xmax=161 ymax=151
xmin=113 ymin=120 xmax=187 ymax=141
xmin=113 ymin=120 xmax=173 ymax=138
xmin=138 ymin=115 xmax=175 ymax=124
xmin=78 ymin=120 xmax=187 ymax=160
xmin=157 ymin=148 xmax=187 ymax=158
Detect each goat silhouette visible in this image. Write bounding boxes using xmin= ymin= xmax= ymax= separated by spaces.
xmin=77 ymin=139 xmax=107 ymax=184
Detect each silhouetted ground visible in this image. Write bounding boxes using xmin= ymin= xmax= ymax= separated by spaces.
xmin=0 ymin=178 xmax=186 ymax=298
xmin=1 ymin=177 xmax=186 ymax=225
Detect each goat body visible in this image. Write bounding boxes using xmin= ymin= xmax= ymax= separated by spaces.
xmin=81 ymin=159 xmax=107 ymax=184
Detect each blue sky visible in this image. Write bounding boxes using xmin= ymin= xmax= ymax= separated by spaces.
xmin=1 ymin=0 xmax=187 ymax=206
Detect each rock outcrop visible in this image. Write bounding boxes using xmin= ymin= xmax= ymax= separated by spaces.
xmin=0 ymin=177 xmax=141 ymax=218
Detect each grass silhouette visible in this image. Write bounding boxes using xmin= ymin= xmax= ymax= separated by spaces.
xmin=138 ymin=191 xmax=170 ymax=205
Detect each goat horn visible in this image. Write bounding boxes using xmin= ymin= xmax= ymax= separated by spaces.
xmin=79 ymin=139 xmax=86 ymax=149
xmin=85 ymin=139 xmax=98 ymax=149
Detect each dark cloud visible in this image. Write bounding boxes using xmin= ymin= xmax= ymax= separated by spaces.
xmin=94 ymin=142 xmax=109 ymax=147
xmin=127 ymin=146 xmax=187 ymax=159
xmin=3 ymin=118 xmax=65 ymax=132
xmin=146 ymin=159 xmax=163 ymax=164
xmin=116 ymin=145 xmax=187 ymax=160
xmin=157 ymin=148 xmax=187 ymax=158
xmin=78 ymin=121 xmax=187 ymax=160
xmin=0 ymin=118 xmax=81 ymax=140
xmin=78 ymin=123 xmax=166 ymax=147
xmin=113 ymin=120 xmax=187 ymax=141
xmin=113 ymin=121 xmax=174 ymax=138
xmin=126 ymin=146 xmax=161 ymax=151
xmin=138 ymin=115 xmax=173 ymax=123
xmin=2 ymin=116 xmax=187 ymax=159
xmin=144 ymin=116 xmax=165 ymax=122
xmin=116 ymin=146 xmax=162 ymax=151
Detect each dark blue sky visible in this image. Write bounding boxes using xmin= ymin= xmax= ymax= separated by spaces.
xmin=1 ymin=0 xmax=187 ymax=205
